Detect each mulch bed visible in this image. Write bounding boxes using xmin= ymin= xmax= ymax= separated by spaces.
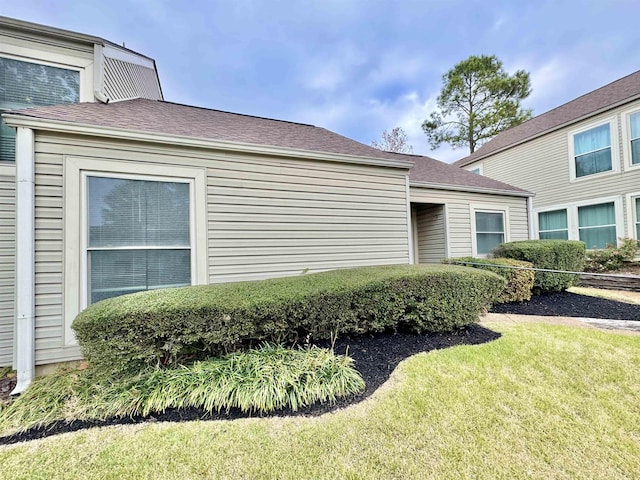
xmin=491 ymin=291 xmax=640 ymax=320
xmin=0 ymin=325 xmax=500 ymax=446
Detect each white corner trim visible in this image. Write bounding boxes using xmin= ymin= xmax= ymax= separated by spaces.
xmin=12 ymin=127 xmax=35 ymax=395
xmin=527 ymin=196 xmax=535 ymax=240
xmin=2 ymin=114 xmax=414 ymax=170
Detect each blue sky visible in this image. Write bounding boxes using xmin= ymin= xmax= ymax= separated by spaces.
xmin=3 ymin=0 xmax=639 ymax=162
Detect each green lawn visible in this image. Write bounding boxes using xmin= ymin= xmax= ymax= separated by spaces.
xmin=1 ymin=322 xmax=639 ymax=479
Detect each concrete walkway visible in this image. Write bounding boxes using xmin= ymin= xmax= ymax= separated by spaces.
xmin=482 ymin=312 xmax=640 ymax=335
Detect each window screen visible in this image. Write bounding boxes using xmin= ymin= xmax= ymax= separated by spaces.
xmin=475 ymin=211 xmax=505 ymax=255
xmin=578 ymin=202 xmax=616 ymax=249
xmin=573 ymin=124 xmax=612 ymax=177
xmin=87 ymin=176 xmax=191 ymax=304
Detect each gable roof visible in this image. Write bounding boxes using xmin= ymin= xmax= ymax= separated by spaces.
xmin=454 ymin=69 xmax=640 ymax=167
xmin=3 ymin=98 xmax=530 ymax=196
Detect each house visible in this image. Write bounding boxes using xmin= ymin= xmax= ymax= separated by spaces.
xmin=0 ymin=17 xmax=532 ymax=393
xmin=454 ymin=70 xmax=640 ymax=249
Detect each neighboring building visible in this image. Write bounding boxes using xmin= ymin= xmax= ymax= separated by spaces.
xmin=0 ymin=17 xmax=532 ymax=393
xmin=455 ymin=70 xmax=640 ymax=250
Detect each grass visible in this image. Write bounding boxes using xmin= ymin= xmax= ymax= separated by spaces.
xmin=568 ymin=286 xmax=640 ymax=305
xmin=1 ymin=322 xmax=639 ymax=479
xmin=0 ymin=345 xmax=364 ymax=434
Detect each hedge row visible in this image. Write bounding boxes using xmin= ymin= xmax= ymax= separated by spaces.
xmin=493 ymin=240 xmax=586 ymax=292
xmin=72 ymin=264 xmax=505 ymax=373
xmin=443 ymin=257 xmax=534 ymax=303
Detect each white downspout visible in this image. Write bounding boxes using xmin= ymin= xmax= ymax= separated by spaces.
xmin=12 ymin=127 xmax=35 ymax=395
xmin=527 ymin=196 xmax=535 ymax=240
xmin=406 ymin=175 xmax=414 ymax=264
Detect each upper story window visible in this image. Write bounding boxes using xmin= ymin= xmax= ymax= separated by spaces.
xmin=629 ymin=111 xmax=640 ymax=166
xmin=0 ymin=56 xmax=80 ymax=162
xmin=572 ymin=123 xmax=613 ymax=178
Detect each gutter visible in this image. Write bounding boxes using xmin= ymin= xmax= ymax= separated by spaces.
xmin=2 ymin=114 xmax=414 ymax=170
xmin=11 ymin=127 xmax=35 ymax=395
xmin=409 ymin=180 xmax=534 ymax=198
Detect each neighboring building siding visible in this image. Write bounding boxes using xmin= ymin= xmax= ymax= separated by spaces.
xmin=0 ymin=172 xmax=15 ymax=366
xmin=410 ymin=187 xmax=529 ymax=258
xmin=464 ymin=99 xmax=640 ymax=239
xmin=415 ymin=204 xmax=446 ymax=263
xmin=103 ymin=56 xmax=163 ymax=101
xmin=32 ymin=132 xmax=410 ymax=365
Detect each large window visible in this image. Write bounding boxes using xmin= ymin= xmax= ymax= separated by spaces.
xmin=86 ymin=176 xmax=192 ymax=304
xmin=629 ymin=112 xmax=640 ymax=166
xmin=572 ymin=123 xmax=613 ymax=178
xmin=578 ymin=202 xmax=616 ymax=249
xmin=475 ymin=211 xmax=505 ymax=255
xmin=0 ymin=56 xmax=80 ymax=162
xmin=538 ymin=209 xmax=568 ymax=240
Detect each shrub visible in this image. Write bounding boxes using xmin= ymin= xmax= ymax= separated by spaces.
xmin=72 ymin=264 xmax=505 ymax=373
xmin=443 ymin=257 xmax=534 ymax=303
xmin=584 ymin=238 xmax=639 ymax=273
xmin=493 ymin=240 xmax=586 ymax=293
xmin=0 ymin=345 xmax=365 ymax=433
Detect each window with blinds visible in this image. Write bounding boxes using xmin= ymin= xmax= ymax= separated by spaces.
xmin=87 ymin=176 xmax=191 ymax=304
xmin=475 ymin=211 xmax=505 ymax=255
xmin=0 ymin=56 xmax=80 ymax=162
xmin=572 ymin=123 xmax=613 ymax=178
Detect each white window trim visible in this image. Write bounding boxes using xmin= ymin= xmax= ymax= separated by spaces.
xmin=63 ymin=156 xmax=207 ymax=346
xmin=567 ymin=117 xmax=619 ymax=182
xmin=626 ymin=191 xmax=640 ymax=240
xmin=470 ymin=204 xmax=510 ymax=258
xmin=534 ymin=196 xmax=624 ymax=248
xmin=0 ymin=45 xmax=94 ymax=102
xmin=621 ymin=106 xmax=640 ymax=172
xmin=464 ymin=163 xmax=483 ymax=175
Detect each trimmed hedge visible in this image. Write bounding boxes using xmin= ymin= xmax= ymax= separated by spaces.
xmin=72 ymin=264 xmax=505 ymax=373
xmin=443 ymin=257 xmax=534 ymax=303
xmin=493 ymin=240 xmax=586 ymax=293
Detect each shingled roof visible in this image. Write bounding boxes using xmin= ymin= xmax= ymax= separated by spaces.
xmin=5 ymin=98 xmax=529 ymax=195
xmin=454 ymin=69 xmax=640 ymax=168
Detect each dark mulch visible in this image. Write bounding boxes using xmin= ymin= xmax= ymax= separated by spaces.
xmin=0 ymin=325 xmax=500 ymax=446
xmin=491 ymin=291 xmax=640 ymax=320
xmin=0 ymin=373 xmax=16 ymax=404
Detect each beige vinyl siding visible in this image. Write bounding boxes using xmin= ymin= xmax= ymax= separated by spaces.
xmin=410 ymin=187 xmax=529 ymax=258
xmin=415 ymin=204 xmax=446 ymax=263
xmin=0 ymin=172 xmax=15 ymax=366
xmin=465 ymin=99 xmax=640 ymax=239
xmin=32 ymin=132 xmax=409 ymax=365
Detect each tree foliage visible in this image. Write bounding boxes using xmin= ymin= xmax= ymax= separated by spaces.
xmin=422 ymin=55 xmax=532 ymax=153
xmin=371 ymin=127 xmax=414 ymax=153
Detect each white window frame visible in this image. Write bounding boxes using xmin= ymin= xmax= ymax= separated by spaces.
xmin=568 ymin=117 xmax=619 ymax=182
xmin=464 ymin=163 xmax=483 ymax=175
xmin=537 ymin=209 xmax=569 ymax=240
xmin=470 ymin=204 xmax=509 ymax=258
xmin=626 ymin=191 xmax=640 ymax=241
xmin=534 ymin=196 xmax=624 ymax=248
xmin=64 ymin=157 xmax=207 ymax=346
xmin=621 ymin=105 xmax=640 ymax=172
